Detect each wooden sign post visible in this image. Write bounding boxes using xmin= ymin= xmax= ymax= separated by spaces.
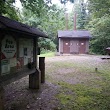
xmin=29 ymin=38 xmax=41 ymax=89
xmin=39 ymin=57 xmax=45 ymax=83
xmin=0 ymin=86 xmax=4 ymax=110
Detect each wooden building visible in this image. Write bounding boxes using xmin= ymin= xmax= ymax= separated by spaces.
xmin=0 ymin=15 xmax=48 ymax=87
xmin=58 ymin=30 xmax=92 ymax=54
xmin=106 ymin=47 xmax=110 ymax=55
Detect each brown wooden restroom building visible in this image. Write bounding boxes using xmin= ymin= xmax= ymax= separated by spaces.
xmin=58 ymin=30 xmax=92 ymax=54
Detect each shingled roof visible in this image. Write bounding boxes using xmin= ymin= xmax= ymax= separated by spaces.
xmin=58 ymin=30 xmax=92 ymax=38
xmin=0 ymin=15 xmax=48 ymax=38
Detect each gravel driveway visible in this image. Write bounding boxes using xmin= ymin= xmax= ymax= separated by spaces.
xmin=4 ymin=55 xmax=110 ymax=110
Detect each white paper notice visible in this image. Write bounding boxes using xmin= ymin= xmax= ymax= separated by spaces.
xmin=10 ymin=58 xmax=17 ymax=67
xmin=1 ymin=59 xmax=10 ymax=75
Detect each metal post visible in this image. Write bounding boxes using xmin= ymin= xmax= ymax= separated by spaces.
xmin=39 ymin=57 xmax=45 ymax=83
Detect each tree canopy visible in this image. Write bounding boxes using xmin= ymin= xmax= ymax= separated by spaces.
xmin=0 ymin=0 xmax=20 ymax=20
xmin=87 ymin=0 xmax=110 ymax=54
xmin=73 ymin=0 xmax=88 ymax=29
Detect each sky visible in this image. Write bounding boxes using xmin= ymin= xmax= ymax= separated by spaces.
xmin=14 ymin=0 xmax=22 ymax=9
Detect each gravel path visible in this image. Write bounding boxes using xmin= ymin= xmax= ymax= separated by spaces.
xmin=5 ymin=78 xmax=60 ymax=110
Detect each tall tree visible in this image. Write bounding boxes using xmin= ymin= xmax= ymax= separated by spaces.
xmin=73 ymin=0 xmax=88 ymax=29
xmin=87 ymin=0 xmax=110 ymax=18
xmin=87 ymin=0 xmax=110 ymax=54
xmin=21 ymin=1 xmax=66 ymax=52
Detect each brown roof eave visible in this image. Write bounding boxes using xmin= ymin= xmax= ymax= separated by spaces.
xmin=1 ymin=27 xmax=48 ymax=38
xmin=58 ymin=36 xmax=91 ymax=38
xmin=0 ymin=16 xmax=48 ymax=38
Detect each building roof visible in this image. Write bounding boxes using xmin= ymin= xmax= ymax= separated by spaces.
xmin=0 ymin=15 xmax=48 ymax=38
xmin=106 ymin=47 xmax=110 ymax=50
xmin=58 ymin=30 xmax=92 ymax=38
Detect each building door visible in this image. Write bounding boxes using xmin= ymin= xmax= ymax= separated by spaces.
xmin=63 ymin=39 xmax=70 ymax=53
xmin=79 ymin=40 xmax=86 ymax=54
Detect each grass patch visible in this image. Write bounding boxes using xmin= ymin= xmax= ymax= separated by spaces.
xmin=38 ymin=52 xmax=55 ymax=57
xmin=56 ymin=94 xmax=72 ymax=105
xmin=52 ymin=61 xmax=95 ymax=73
xmin=56 ymin=81 xmax=110 ymax=110
xmin=50 ymin=60 xmax=110 ymax=75
xmin=46 ymin=56 xmax=110 ymax=110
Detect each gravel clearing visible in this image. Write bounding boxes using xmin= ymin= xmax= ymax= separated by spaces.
xmin=4 ymin=55 xmax=110 ymax=110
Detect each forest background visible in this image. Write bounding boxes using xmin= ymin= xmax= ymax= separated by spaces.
xmin=0 ymin=0 xmax=110 ymax=55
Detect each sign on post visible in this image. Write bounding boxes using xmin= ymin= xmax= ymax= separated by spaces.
xmin=1 ymin=35 xmax=16 ymax=59
xmin=1 ymin=36 xmax=16 ymax=75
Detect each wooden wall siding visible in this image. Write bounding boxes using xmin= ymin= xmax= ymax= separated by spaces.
xmin=58 ymin=38 xmax=61 ymax=53
xmin=59 ymin=38 xmax=90 ymax=54
xmin=63 ymin=39 xmax=70 ymax=53
xmin=79 ymin=40 xmax=86 ymax=54
xmin=85 ymin=40 xmax=89 ymax=53
xmin=70 ymin=40 xmax=79 ymax=54
xmin=59 ymin=38 xmax=63 ymax=53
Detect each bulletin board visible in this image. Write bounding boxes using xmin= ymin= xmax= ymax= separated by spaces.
xmin=1 ymin=35 xmax=17 ymax=75
xmin=1 ymin=36 xmax=34 ymax=75
xmin=19 ymin=38 xmax=33 ymax=66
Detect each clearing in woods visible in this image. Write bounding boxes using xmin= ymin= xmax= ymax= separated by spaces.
xmin=5 ymin=55 xmax=110 ymax=110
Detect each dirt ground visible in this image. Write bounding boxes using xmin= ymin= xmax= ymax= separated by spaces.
xmin=4 ymin=55 xmax=110 ymax=110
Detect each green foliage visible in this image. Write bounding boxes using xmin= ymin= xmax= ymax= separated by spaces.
xmin=60 ymin=0 xmax=74 ymax=4
xmin=87 ymin=0 xmax=110 ymax=54
xmin=38 ymin=38 xmax=56 ymax=53
xmin=88 ymin=0 xmax=110 ymax=18
xmin=21 ymin=2 xmax=66 ymax=52
xmin=39 ymin=52 xmax=55 ymax=57
xmin=57 ymin=80 xmax=110 ymax=110
xmin=46 ymin=55 xmax=110 ymax=109
xmin=0 ymin=0 xmax=5 ymax=15
xmin=73 ymin=0 xmax=88 ymax=29
xmin=1 ymin=0 xmax=65 ymax=53
xmin=0 ymin=0 xmax=20 ymax=20
xmin=56 ymin=93 xmax=73 ymax=107
xmin=20 ymin=0 xmax=49 ymax=17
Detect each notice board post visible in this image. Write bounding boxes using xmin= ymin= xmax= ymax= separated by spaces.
xmin=29 ymin=38 xmax=41 ymax=89
xmin=0 ymin=86 xmax=4 ymax=110
xmin=39 ymin=57 xmax=45 ymax=83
